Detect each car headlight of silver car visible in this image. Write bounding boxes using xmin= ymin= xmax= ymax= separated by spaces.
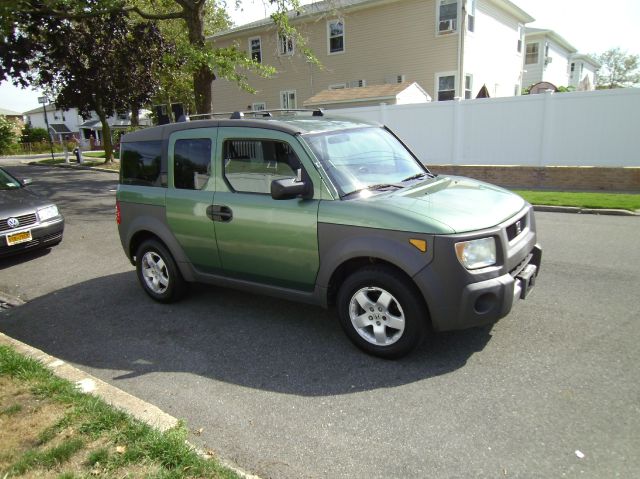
xmin=37 ymin=205 xmax=59 ymax=222
xmin=455 ymin=237 xmax=496 ymax=270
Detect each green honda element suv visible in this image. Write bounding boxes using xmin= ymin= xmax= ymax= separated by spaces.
xmin=116 ymin=110 xmax=541 ymax=358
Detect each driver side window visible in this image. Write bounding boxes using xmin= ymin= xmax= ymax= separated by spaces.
xmin=223 ymin=139 xmax=299 ymax=194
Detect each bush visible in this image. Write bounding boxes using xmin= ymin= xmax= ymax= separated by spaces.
xmin=0 ymin=115 xmax=20 ymax=155
xmin=21 ymin=124 xmax=50 ymax=143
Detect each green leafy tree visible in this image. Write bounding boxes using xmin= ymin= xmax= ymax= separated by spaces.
xmin=2 ymin=0 xmax=313 ymax=115
xmin=594 ymin=48 xmax=640 ymax=89
xmin=1 ymin=3 xmax=171 ymax=162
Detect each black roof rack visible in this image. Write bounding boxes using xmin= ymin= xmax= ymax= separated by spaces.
xmin=189 ymin=108 xmax=324 ymax=121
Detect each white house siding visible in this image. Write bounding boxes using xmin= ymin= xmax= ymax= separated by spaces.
xmin=522 ymin=35 xmax=573 ymax=89
xmin=210 ymin=0 xmax=507 ymax=112
xmin=464 ymin=0 xmax=523 ymax=98
xmin=569 ymin=60 xmax=598 ymax=90
xmin=25 ymin=107 xmax=83 ymax=134
xmin=542 ymin=41 xmax=571 ymax=86
xmin=395 ymin=83 xmax=431 ymax=104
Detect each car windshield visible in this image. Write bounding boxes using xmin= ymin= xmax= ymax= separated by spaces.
xmin=303 ymin=127 xmax=428 ymax=197
xmin=0 ymin=168 xmax=22 ymax=190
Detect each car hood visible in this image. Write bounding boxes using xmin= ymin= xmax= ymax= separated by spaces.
xmin=381 ymin=175 xmax=526 ymax=233
xmin=319 ymin=176 xmax=527 ymax=234
xmin=0 ymin=187 xmax=48 ymax=216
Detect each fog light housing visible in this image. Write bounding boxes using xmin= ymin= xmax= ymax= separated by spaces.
xmin=455 ymin=237 xmax=496 ymax=269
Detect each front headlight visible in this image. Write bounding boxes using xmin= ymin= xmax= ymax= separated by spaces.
xmin=37 ymin=205 xmax=59 ymax=222
xmin=455 ymin=237 xmax=496 ymax=269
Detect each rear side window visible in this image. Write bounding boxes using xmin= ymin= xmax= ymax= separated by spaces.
xmin=174 ymin=138 xmax=212 ymax=190
xmin=121 ymin=141 xmax=163 ymax=186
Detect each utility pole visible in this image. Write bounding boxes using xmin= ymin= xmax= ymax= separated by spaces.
xmin=38 ymin=96 xmax=55 ymax=162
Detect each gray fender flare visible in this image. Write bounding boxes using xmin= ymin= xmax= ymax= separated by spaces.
xmin=124 ymin=215 xmax=195 ymax=282
xmin=316 ymin=223 xmax=434 ymax=291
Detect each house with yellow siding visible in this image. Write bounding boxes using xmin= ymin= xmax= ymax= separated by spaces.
xmin=209 ymin=0 xmax=534 ymax=113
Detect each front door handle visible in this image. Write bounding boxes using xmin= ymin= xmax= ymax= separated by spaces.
xmin=207 ymin=205 xmax=233 ymax=222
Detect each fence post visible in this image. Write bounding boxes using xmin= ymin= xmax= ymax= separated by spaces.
xmin=452 ymin=97 xmax=463 ymax=165
xmin=379 ymin=102 xmax=388 ymax=125
xmin=539 ymin=91 xmax=555 ymax=167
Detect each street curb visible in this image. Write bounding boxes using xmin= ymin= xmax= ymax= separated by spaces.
xmin=26 ymin=160 xmax=119 ymax=174
xmin=532 ymin=205 xmax=639 ymax=216
xmin=0 ymin=328 xmax=261 ymax=479
xmin=0 ymin=291 xmax=25 ymax=308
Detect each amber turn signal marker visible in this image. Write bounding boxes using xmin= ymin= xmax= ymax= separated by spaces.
xmin=409 ymin=239 xmax=427 ymax=252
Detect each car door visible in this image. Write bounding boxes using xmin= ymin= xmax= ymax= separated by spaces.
xmin=165 ymin=127 xmax=222 ymax=272
xmin=212 ymin=127 xmax=320 ymax=291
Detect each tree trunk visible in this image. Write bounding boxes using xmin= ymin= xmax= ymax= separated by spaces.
xmin=130 ymin=105 xmax=140 ymax=127
xmin=193 ymin=66 xmax=215 ymax=114
xmin=183 ymin=1 xmax=215 ymax=114
xmin=95 ymin=103 xmax=114 ymax=163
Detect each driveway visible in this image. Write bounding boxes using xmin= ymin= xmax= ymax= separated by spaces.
xmin=1 ymin=162 xmax=639 ymax=478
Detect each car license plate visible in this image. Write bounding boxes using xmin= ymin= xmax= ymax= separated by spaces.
xmin=6 ymin=230 xmax=32 ymax=246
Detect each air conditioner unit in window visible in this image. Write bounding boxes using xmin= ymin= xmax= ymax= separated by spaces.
xmin=439 ymin=19 xmax=455 ymax=32
xmin=348 ymin=79 xmax=367 ymax=88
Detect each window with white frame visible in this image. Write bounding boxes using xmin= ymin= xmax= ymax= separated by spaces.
xmin=252 ymin=102 xmax=266 ymax=111
xmin=438 ymin=0 xmax=457 ymax=33
xmin=465 ymin=75 xmax=473 ymax=99
xmin=280 ymin=90 xmax=297 ymax=109
xmin=278 ymin=34 xmax=294 ymax=55
xmin=467 ymin=0 xmax=475 ymax=32
xmin=327 ymin=19 xmax=344 ymax=54
xmin=525 ymin=43 xmax=539 ymax=64
xmin=437 ymin=74 xmax=456 ymax=101
xmin=249 ymin=37 xmax=262 ymax=63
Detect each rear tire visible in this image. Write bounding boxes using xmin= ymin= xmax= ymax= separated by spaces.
xmin=337 ymin=265 xmax=427 ymax=359
xmin=135 ymin=239 xmax=186 ymax=303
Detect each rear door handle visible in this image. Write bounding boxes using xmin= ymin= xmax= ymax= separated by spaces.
xmin=206 ymin=205 xmax=233 ymax=222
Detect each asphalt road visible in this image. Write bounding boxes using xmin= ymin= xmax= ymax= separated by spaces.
xmin=1 ymin=161 xmax=639 ymax=478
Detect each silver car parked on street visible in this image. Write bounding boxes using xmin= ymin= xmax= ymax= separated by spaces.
xmin=0 ymin=167 xmax=64 ymax=257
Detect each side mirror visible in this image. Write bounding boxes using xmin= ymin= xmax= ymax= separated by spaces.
xmin=21 ymin=178 xmax=33 ymax=186
xmin=271 ymin=177 xmax=310 ymax=200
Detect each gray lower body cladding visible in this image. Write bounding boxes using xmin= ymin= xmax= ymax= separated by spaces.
xmin=318 ymin=205 xmax=541 ymax=332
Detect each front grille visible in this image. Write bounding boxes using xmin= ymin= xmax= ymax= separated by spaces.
xmin=0 ymin=213 xmax=38 ymax=232
xmin=506 ymin=214 xmax=527 ymax=241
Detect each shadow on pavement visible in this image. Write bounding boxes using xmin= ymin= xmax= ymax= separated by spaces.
xmin=0 ymin=271 xmax=492 ymax=396
xmin=0 ymin=248 xmax=53 ymax=270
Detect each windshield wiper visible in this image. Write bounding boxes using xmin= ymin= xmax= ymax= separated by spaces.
xmin=401 ymin=172 xmax=434 ymax=182
xmin=342 ymin=183 xmax=404 ymax=198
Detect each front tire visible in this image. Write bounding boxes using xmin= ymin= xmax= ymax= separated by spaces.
xmin=135 ymin=239 xmax=186 ymax=303
xmin=337 ymin=266 xmax=427 ymax=359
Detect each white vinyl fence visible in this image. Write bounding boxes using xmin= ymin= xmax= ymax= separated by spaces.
xmin=330 ymin=88 xmax=640 ymax=168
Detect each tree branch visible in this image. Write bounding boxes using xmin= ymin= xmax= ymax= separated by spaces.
xmin=21 ymin=5 xmax=185 ymax=22
xmin=125 ymin=6 xmax=185 ymax=21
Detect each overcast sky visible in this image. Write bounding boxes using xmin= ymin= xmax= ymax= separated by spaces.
xmin=2 ymin=0 xmax=638 ymax=112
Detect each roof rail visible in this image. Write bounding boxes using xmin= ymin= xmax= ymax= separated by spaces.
xmin=189 ymin=108 xmax=324 ymax=120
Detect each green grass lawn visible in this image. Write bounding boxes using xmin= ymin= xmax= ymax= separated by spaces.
xmin=82 ymin=151 xmax=120 ymax=160
xmin=0 ymin=345 xmax=239 ymax=478
xmin=514 ymin=190 xmax=640 ymax=211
